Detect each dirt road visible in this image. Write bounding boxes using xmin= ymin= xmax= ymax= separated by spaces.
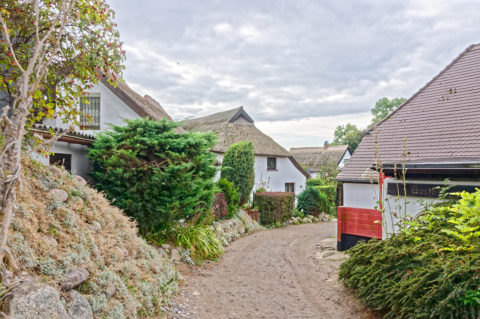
xmin=167 ymin=222 xmax=378 ymax=319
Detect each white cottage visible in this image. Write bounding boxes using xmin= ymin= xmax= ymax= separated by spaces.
xmin=31 ymin=78 xmax=171 ymax=178
xmin=336 ymin=44 xmax=480 ymax=250
xmin=181 ymin=107 xmax=309 ymax=196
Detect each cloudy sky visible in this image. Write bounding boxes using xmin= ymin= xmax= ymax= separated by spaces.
xmin=108 ymin=0 xmax=479 ymax=148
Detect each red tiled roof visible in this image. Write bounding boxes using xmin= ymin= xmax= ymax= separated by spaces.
xmin=337 ymin=44 xmax=480 ymax=182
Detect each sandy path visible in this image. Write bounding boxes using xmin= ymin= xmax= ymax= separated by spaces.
xmin=167 ymin=222 xmax=378 ymax=319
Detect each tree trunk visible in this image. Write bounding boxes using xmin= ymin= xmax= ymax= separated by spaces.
xmin=0 ymin=101 xmax=28 ymax=275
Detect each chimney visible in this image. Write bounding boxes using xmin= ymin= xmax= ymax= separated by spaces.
xmin=324 ymin=141 xmax=329 ymax=149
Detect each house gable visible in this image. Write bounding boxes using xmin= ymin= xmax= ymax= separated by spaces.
xmin=337 ymin=44 xmax=480 ymax=182
xmin=181 ymin=106 xmax=309 ymax=178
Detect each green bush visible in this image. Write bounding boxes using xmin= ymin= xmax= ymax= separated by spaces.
xmin=293 ymin=209 xmax=305 ymax=219
xmin=255 ymin=187 xmax=267 ymax=193
xmin=314 ymin=185 xmax=337 ymax=215
xmin=220 ymin=141 xmax=255 ymax=204
xmin=296 ymin=187 xmax=329 ymax=216
xmin=254 ymin=192 xmax=295 ymax=225
xmin=88 ymin=118 xmax=217 ymax=232
xmin=216 ymin=178 xmax=240 ymax=219
xmin=339 ymin=190 xmax=480 ymax=319
xmin=306 ymin=178 xmax=323 ymax=187
xmin=170 ymin=225 xmax=224 ymax=260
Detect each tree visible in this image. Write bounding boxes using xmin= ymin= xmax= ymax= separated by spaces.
xmin=0 ymin=0 xmax=124 ymax=280
xmin=89 ymin=118 xmax=218 ymax=232
xmin=332 ymin=123 xmax=364 ymax=152
xmin=371 ymin=97 xmax=406 ymax=125
xmin=220 ymin=142 xmax=255 ymax=205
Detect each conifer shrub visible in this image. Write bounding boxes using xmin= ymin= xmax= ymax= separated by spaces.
xmin=339 ymin=190 xmax=480 ymax=319
xmin=89 ymin=118 xmax=217 ymax=232
xmin=216 ymin=178 xmax=240 ymax=219
xmin=254 ymin=192 xmax=295 ymax=225
xmin=220 ymin=141 xmax=255 ymax=204
xmin=296 ymin=186 xmax=329 ymax=216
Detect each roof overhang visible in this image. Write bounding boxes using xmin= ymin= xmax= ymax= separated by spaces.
xmin=372 ymin=158 xmax=480 ymax=178
xmin=30 ymin=126 xmax=95 ymax=146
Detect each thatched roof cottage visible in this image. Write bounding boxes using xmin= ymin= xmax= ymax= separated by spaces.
xmin=32 ymin=79 xmax=171 ymax=177
xmin=290 ymin=143 xmax=351 ymax=177
xmin=182 ymin=107 xmax=308 ymax=195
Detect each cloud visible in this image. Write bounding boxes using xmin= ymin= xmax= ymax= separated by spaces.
xmin=109 ymin=0 xmax=480 ymax=147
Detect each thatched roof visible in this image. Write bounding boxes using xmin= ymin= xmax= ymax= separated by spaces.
xmin=101 ymin=78 xmax=171 ymax=121
xmin=181 ymin=107 xmax=291 ymax=157
xmin=290 ymin=145 xmax=350 ymax=172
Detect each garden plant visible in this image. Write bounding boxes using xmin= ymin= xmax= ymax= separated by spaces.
xmin=339 ymin=190 xmax=480 ymax=318
xmin=220 ymin=141 xmax=255 ymax=204
xmin=89 ymin=118 xmax=217 ymax=232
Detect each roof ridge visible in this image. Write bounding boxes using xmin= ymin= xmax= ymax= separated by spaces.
xmin=366 ymin=44 xmax=478 ymax=133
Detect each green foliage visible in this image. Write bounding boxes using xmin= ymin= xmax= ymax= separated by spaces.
xmin=314 ymin=186 xmax=337 ymax=215
xmin=216 ymin=178 xmax=240 ymax=219
xmin=220 ymin=142 xmax=255 ymax=204
xmin=170 ymin=225 xmax=224 ymax=260
xmin=331 ymin=123 xmax=364 ymax=152
xmin=296 ymin=187 xmax=329 ymax=216
xmin=339 ymin=190 xmax=480 ymax=318
xmin=293 ymin=209 xmax=305 ymax=219
xmin=306 ymin=178 xmax=323 ymax=187
xmin=254 ymin=192 xmax=295 ymax=225
xmin=0 ymin=0 xmax=124 ymax=132
xmin=371 ymin=97 xmax=406 ymax=125
xmin=255 ymin=187 xmax=267 ymax=193
xmin=88 ymin=118 xmax=217 ymax=232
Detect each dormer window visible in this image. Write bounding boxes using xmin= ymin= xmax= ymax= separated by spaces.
xmin=80 ymin=95 xmax=100 ymax=130
xmin=267 ymin=157 xmax=277 ymax=170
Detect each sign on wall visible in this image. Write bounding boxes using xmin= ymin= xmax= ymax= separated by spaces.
xmin=387 ymin=182 xmax=478 ymax=198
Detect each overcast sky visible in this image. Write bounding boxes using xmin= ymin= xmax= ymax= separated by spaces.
xmin=108 ymin=0 xmax=479 ymax=148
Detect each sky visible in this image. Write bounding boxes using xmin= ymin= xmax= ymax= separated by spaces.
xmin=108 ymin=0 xmax=480 ymax=149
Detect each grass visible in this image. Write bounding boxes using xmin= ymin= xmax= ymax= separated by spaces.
xmin=171 ymin=225 xmax=224 ymax=260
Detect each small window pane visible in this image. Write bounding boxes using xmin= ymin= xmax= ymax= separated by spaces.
xmin=80 ymin=96 xmax=100 ymax=129
xmin=285 ymin=183 xmax=295 ymax=193
xmin=267 ymin=157 xmax=277 ymax=170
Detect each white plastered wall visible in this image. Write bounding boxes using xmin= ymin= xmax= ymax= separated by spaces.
xmin=43 ymin=82 xmax=140 ymax=135
xmin=215 ymin=154 xmax=307 ymax=197
xmin=32 ymin=142 xmax=90 ymax=178
xmin=38 ymin=82 xmax=143 ymax=178
xmin=338 ymin=150 xmax=351 ymax=168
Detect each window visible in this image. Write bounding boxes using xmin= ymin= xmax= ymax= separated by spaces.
xmin=49 ymin=153 xmax=72 ymax=172
xmin=285 ymin=183 xmax=295 ymax=193
xmin=80 ymin=95 xmax=100 ymax=129
xmin=267 ymin=157 xmax=277 ymax=170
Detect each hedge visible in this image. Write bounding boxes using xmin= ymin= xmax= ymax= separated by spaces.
xmin=254 ymin=192 xmax=295 ymax=225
